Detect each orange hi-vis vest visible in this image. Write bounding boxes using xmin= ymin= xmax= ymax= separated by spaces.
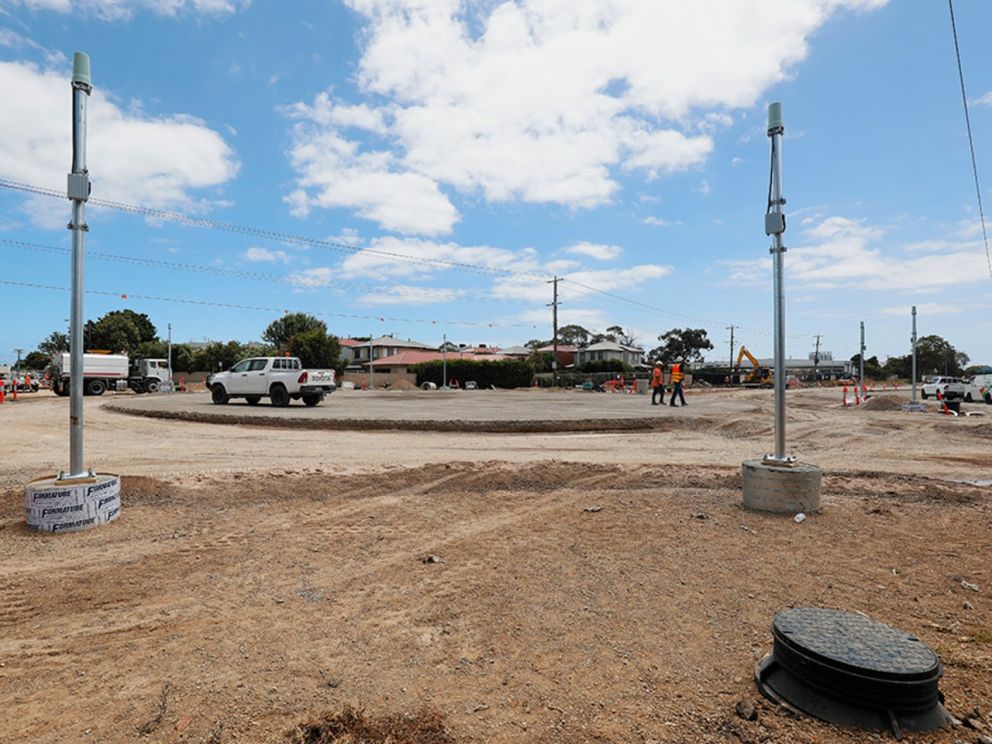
xmin=651 ymin=367 xmax=663 ymax=387
xmin=671 ymin=363 xmax=684 ymax=384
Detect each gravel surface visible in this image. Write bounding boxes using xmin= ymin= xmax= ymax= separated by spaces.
xmin=0 ymin=388 xmax=990 ymax=742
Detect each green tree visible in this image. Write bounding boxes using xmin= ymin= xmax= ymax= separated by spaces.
xmin=882 ymin=354 xmax=911 ymax=379
xmin=171 ymin=344 xmax=197 ymax=374
xmin=914 ymin=335 xmax=969 ymax=376
xmin=22 ymin=351 xmax=52 ymax=370
xmin=262 ymin=313 xmax=328 ymax=349
xmin=84 ymin=310 xmax=157 ymax=352
xmin=528 ymin=350 xmax=554 ymax=372
xmin=850 ymin=354 xmax=883 ymax=379
xmin=648 ymin=328 xmax=714 ymax=365
xmin=556 ymin=324 xmax=591 ymax=346
xmin=964 ymin=364 xmax=992 ymax=376
xmin=288 ymin=328 xmax=342 ymax=370
xmin=38 ymin=331 xmax=69 ymax=356
xmin=193 ymin=341 xmax=253 ymax=372
xmin=525 ymin=338 xmax=549 ymax=350
xmin=590 ymin=325 xmax=636 ymax=346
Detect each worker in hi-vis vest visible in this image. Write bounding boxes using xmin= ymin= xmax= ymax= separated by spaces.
xmin=650 ymin=362 xmax=665 ymax=405
xmin=669 ymin=359 xmax=687 ymax=407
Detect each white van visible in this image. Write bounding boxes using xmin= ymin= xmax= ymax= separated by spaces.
xmin=964 ymin=374 xmax=992 ymax=404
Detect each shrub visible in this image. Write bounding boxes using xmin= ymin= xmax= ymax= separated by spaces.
xmin=411 ymin=359 xmax=534 ymax=389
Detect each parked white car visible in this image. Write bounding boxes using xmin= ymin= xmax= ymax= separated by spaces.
xmin=207 ymin=357 xmax=336 ymax=407
xmin=920 ymin=376 xmax=964 ymax=400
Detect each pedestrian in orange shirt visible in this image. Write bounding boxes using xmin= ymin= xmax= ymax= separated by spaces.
xmin=650 ymin=362 xmax=665 ymax=405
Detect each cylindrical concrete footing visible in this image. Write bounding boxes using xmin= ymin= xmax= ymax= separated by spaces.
xmin=741 ymin=460 xmax=821 ymax=514
xmin=25 ymin=473 xmax=122 ymax=532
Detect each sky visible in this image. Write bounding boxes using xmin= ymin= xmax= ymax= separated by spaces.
xmin=1 ymin=0 xmax=991 ymax=367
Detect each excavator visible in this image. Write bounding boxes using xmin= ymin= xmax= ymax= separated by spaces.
xmin=734 ymin=346 xmax=774 ymax=387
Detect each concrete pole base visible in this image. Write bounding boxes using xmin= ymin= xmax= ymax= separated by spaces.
xmin=25 ymin=473 xmax=121 ymax=532
xmin=741 ymin=459 xmax=821 ymax=514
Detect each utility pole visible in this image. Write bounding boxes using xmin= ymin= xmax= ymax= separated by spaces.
xmin=859 ymin=322 xmax=865 ymax=396
xmin=726 ymin=325 xmax=736 ymax=379
xmin=442 ymin=333 xmax=448 ymax=388
xmin=765 ymin=102 xmax=791 ymax=464
xmin=813 ymin=334 xmax=822 ymax=381
xmin=13 ymin=348 xmax=23 ymax=373
xmin=368 ymin=335 xmax=374 ymax=390
xmin=547 ymin=276 xmax=560 ymax=387
xmin=62 ymin=52 xmax=93 ymax=482
xmin=167 ymin=322 xmax=172 ymax=392
xmin=911 ymin=306 xmax=918 ymax=403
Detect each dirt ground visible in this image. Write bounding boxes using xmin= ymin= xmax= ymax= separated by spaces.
xmin=0 ymin=388 xmax=990 ymax=743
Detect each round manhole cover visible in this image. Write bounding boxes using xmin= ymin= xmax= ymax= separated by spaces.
xmin=756 ymin=608 xmax=949 ymax=736
xmin=774 ymin=607 xmax=939 ymax=679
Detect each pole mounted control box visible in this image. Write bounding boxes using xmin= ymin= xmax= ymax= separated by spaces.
xmin=67 ymin=173 xmax=90 ymax=201
xmin=765 ymin=212 xmax=785 ymax=236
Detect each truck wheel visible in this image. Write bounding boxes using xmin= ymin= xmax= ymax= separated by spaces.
xmin=86 ymin=379 xmax=107 ymax=396
xmin=211 ymin=384 xmax=230 ymax=405
xmin=270 ymin=384 xmax=290 ymax=407
xmin=966 ymin=393 xmax=974 ymax=402
xmin=145 ymin=380 xmax=160 ymax=394
xmin=302 ymin=393 xmax=322 ymax=407
xmin=921 ymin=391 xmax=928 ymax=399
xmin=245 ymin=395 xmax=261 ymax=405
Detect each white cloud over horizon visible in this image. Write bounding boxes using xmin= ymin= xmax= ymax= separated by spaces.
xmin=0 ymin=60 xmax=239 ymax=225
xmin=243 ymin=246 xmax=290 ymax=263
xmin=722 ymin=215 xmax=992 ymax=292
xmin=285 ymin=0 xmax=886 ymax=236
xmin=565 ymin=241 xmax=622 ymax=261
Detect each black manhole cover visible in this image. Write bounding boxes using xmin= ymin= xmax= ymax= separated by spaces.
xmin=756 ymin=608 xmax=949 ymax=737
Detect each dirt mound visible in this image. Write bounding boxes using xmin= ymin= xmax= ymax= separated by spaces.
xmin=968 ymin=423 xmax=992 ymax=439
xmin=288 ymin=706 xmax=453 ymax=744
xmin=387 ymin=379 xmax=418 ymax=391
xmin=861 ymin=395 xmax=910 ymax=411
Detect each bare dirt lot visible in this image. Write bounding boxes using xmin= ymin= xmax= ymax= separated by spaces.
xmin=1 ymin=388 xmax=990 ymax=743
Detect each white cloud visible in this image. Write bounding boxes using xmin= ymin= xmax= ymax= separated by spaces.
xmin=722 ymin=215 xmax=992 ymax=291
xmin=974 ymin=91 xmax=992 ymax=107
xmin=338 ymin=236 xmax=537 ymax=279
xmin=358 ymin=285 xmax=464 ymax=305
xmin=642 ymin=216 xmax=673 ymax=227
xmin=565 ymin=241 xmax=622 ymax=261
xmin=10 ymin=0 xmax=247 ymax=20
xmin=880 ymin=302 xmax=966 ymax=317
xmin=284 ymin=128 xmax=458 ymax=235
xmin=0 ymin=60 xmax=239 ymax=225
xmin=517 ymin=306 xmax=607 ymax=329
xmin=243 ymin=246 xmax=290 ymax=263
xmin=286 ymin=1 xmax=884 ymax=232
xmin=494 ymin=264 xmax=671 ymax=303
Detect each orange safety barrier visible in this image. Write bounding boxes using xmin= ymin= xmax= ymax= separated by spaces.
xmin=842 ymin=386 xmax=849 ymax=407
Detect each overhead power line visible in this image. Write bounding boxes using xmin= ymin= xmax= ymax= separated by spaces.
xmin=948 ymin=0 xmax=992 ymax=281
xmin=0 ymin=237 xmax=502 ymax=301
xmin=0 ymin=178 xmax=547 ymax=280
xmin=0 ymin=278 xmax=540 ymax=330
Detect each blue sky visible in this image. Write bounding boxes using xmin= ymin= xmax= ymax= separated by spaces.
xmin=1 ymin=0 xmax=990 ymax=366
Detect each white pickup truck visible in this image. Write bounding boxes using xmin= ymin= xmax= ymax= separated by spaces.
xmin=207 ymin=356 xmax=336 ymax=407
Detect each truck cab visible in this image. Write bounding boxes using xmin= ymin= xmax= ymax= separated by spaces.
xmin=130 ymin=358 xmax=170 ymax=394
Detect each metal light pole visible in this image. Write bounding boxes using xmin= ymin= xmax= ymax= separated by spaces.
xmin=62 ymin=52 xmax=93 ymax=481
xmin=765 ymin=102 xmax=792 ymax=464
xmin=167 ymin=322 xmax=173 ymax=392
xmin=859 ymin=321 xmax=866 ymax=395
xmin=14 ymin=348 xmax=23 ymax=373
xmin=911 ymin=306 xmax=918 ymax=403
xmin=368 ymin=336 xmax=374 ymax=390
xmin=442 ymin=333 xmax=448 ymax=388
